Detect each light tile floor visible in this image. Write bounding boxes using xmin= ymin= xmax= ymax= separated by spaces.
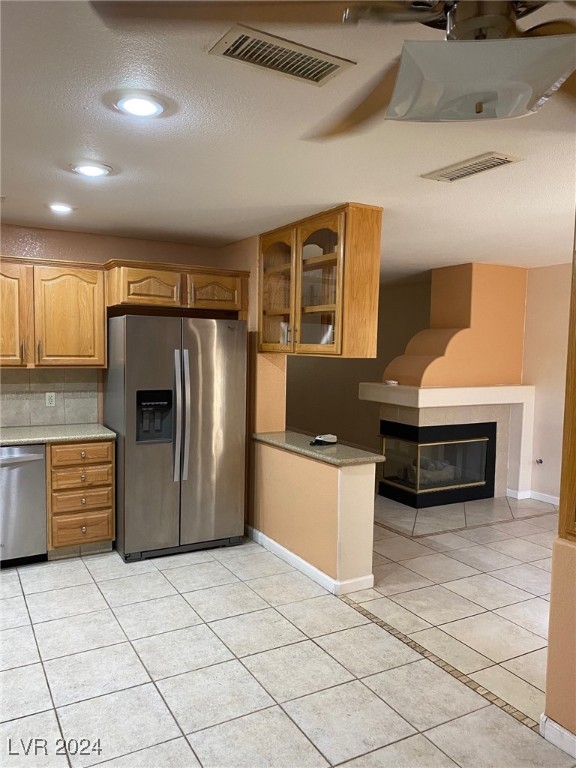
xmin=1 ymin=532 xmax=573 ymax=768
xmin=357 ymin=495 xmax=561 ymax=730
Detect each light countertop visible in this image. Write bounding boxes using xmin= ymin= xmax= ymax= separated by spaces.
xmin=253 ymin=430 xmax=386 ymax=467
xmin=0 ymin=424 xmax=116 ymax=446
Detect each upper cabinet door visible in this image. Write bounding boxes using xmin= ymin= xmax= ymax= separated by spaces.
xmin=295 ymin=211 xmax=344 ymax=355
xmin=187 ymin=273 xmax=242 ymax=311
xmin=259 ymin=228 xmax=296 ymax=352
xmin=34 ymin=266 xmax=106 ymax=366
xmin=115 ymin=266 xmax=183 ymax=307
xmin=0 ymin=263 xmax=33 ymax=366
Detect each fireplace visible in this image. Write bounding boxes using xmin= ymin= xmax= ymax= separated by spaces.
xmin=379 ymin=420 xmax=496 ymax=508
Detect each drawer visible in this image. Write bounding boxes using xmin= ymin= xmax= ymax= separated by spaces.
xmin=51 ymin=441 xmax=114 ymax=467
xmin=52 ymin=486 xmax=113 ymax=515
xmin=51 ymin=510 xmax=113 ymax=548
xmin=51 ymin=464 xmax=113 ymax=491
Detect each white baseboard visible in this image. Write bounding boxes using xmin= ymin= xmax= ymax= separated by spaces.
xmin=247 ymin=527 xmax=374 ymax=595
xmin=540 ymin=714 xmax=576 ymax=758
xmin=506 ymin=489 xmax=559 ymax=506
xmin=507 ymin=489 xmax=531 ymax=500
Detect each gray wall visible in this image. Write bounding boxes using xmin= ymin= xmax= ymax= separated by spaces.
xmin=286 ymin=278 xmax=431 ymax=451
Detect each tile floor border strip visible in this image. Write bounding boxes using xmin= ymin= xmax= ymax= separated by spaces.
xmin=339 ymin=594 xmax=542 ymax=734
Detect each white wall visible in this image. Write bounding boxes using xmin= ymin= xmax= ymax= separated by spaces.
xmin=523 ymin=262 xmax=572 ymax=499
xmin=286 ymin=278 xmax=431 ymax=451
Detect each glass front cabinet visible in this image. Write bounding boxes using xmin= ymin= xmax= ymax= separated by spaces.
xmin=258 ymin=204 xmax=382 ymax=357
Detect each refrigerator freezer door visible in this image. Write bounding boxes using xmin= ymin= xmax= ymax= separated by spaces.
xmin=110 ymin=315 xmax=182 ymax=556
xmin=181 ymin=319 xmax=247 ymax=544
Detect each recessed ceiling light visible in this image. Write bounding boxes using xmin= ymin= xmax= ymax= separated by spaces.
xmin=72 ymin=163 xmax=112 ymax=177
xmin=115 ymin=95 xmax=164 ymax=117
xmin=49 ymin=203 xmax=73 ymax=215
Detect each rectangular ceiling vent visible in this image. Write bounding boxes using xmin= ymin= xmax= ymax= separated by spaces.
xmin=421 ymin=152 xmax=524 ymax=182
xmin=209 ymin=25 xmax=355 ymax=85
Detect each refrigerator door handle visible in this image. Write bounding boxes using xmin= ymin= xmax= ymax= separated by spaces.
xmin=173 ymin=349 xmax=182 ymax=482
xmin=182 ymin=348 xmax=191 ymax=482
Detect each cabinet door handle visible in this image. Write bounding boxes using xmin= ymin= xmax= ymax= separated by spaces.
xmin=286 ymin=326 xmax=291 ymax=343
xmin=176 ymin=281 xmax=181 ymax=303
xmin=189 ymin=284 xmax=196 ymax=305
xmin=37 ymin=340 xmax=42 ymax=361
xmin=81 ymin=526 xmax=87 ymax=534
xmin=21 ymin=341 xmax=25 ymax=361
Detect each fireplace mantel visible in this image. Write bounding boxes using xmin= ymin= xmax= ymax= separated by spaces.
xmin=359 ymin=383 xmax=536 ymax=500
xmin=358 ymin=383 xmax=535 ymax=409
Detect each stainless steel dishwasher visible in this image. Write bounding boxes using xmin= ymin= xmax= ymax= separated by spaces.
xmin=0 ymin=445 xmax=47 ymax=562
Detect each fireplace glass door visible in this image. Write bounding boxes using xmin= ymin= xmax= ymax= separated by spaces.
xmin=379 ymin=421 xmax=496 ymax=508
xmin=383 ymin=437 xmax=488 ymax=493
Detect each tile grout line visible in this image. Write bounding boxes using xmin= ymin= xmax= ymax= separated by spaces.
xmin=376 ymin=508 xmax=558 ymax=540
xmin=5 ymin=546 xmax=549 ymax=767
xmin=80 ymin=551 xmax=336 ymax=767
xmin=339 ymin=594 xmax=542 ymax=733
xmin=88 ymin=573 xmax=207 ymax=768
xmin=4 ymin=545 xmax=549 ymax=763
xmin=17 ymin=569 xmax=74 ymax=768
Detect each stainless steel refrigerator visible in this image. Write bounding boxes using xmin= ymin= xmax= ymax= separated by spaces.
xmin=104 ymin=316 xmax=247 ymax=561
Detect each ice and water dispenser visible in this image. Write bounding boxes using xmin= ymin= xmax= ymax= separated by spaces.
xmin=136 ymin=390 xmax=173 ymax=443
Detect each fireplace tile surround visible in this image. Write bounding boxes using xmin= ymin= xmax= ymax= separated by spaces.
xmin=359 ymin=385 xmax=537 ymax=503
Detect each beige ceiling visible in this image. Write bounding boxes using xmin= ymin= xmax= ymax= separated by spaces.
xmin=1 ymin=0 xmax=575 ymax=280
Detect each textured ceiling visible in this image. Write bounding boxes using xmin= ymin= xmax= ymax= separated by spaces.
xmin=1 ymin=0 xmax=575 ymax=280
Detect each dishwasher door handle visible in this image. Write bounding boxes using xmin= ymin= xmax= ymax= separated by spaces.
xmin=0 ymin=455 xmax=46 ymax=466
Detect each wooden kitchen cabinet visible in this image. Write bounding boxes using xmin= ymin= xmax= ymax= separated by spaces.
xmin=0 ymin=261 xmax=106 ymax=368
xmin=258 ymin=203 xmax=382 ymax=357
xmin=105 ymin=261 xmax=248 ymax=315
xmin=34 ymin=266 xmax=106 ymax=366
xmin=47 ymin=440 xmax=115 ymax=550
xmin=187 ymin=273 xmax=242 ymax=311
xmin=106 ymin=265 xmax=183 ymax=307
xmin=0 ymin=262 xmax=34 ymax=366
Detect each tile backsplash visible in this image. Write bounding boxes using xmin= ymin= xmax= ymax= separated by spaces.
xmin=0 ymin=369 xmax=99 ymax=428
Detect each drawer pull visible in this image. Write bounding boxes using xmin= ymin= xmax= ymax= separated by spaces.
xmin=80 ymin=474 xmax=86 ymax=481
xmin=80 ymin=451 xmax=86 ymax=458
xmin=81 ymin=498 xmax=87 ymax=505
xmin=81 ymin=526 xmax=87 ymax=534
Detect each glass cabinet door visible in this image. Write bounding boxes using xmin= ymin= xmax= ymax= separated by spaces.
xmin=295 ymin=212 xmax=344 ymax=354
xmin=259 ymin=229 xmax=295 ymax=351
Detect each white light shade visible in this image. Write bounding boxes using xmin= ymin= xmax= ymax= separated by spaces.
xmin=385 ymin=36 xmax=576 ymax=122
xmin=49 ymin=203 xmax=73 ymax=214
xmin=72 ymin=163 xmax=111 ymax=177
xmin=116 ymin=96 xmax=164 ymax=117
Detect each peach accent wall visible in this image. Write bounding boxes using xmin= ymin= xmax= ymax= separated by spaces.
xmin=0 ymin=224 xmax=216 ymax=267
xmin=545 ymin=538 xmax=576 ymax=734
xmin=252 ymin=443 xmax=339 ymax=577
xmin=522 ymin=264 xmax=572 ymax=498
xmin=216 ymin=236 xmax=259 ymax=331
xmin=383 ymin=263 xmax=527 ymax=387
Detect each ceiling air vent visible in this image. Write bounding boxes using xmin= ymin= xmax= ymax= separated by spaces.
xmin=421 ymin=152 xmax=524 ymax=182
xmin=209 ymin=25 xmax=355 ymax=85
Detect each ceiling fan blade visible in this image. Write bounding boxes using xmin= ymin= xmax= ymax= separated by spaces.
xmin=309 ymin=57 xmax=399 ymax=139
xmin=522 ymin=21 xmax=576 ymax=104
xmin=90 ymin=1 xmax=446 ymax=27
xmin=90 ymin=1 xmax=371 ymax=27
xmin=522 ymin=20 xmax=576 ymax=36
